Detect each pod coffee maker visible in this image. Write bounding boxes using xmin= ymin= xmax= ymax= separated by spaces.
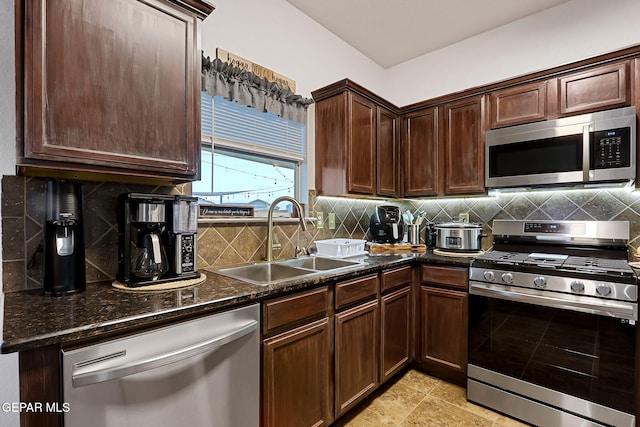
xmin=117 ymin=193 xmax=199 ymax=287
xmin=44 ymin=180 xmax=86 ymax=296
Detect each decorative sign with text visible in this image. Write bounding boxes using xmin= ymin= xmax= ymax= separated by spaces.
xmin=216 ymin=48 xmax=296 ymax=92
xmin=198 ymin=204 xmax=255 ymax=218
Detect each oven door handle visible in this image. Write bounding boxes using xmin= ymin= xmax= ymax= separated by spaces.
xmin=470 ymin=282 xmax=637 ymax=321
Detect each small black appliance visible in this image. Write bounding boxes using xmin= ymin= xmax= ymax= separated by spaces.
xmin=44 ymin=180 xmax=86 ymax=296
xmin=117 ymin=193 xmax=199 ymax=287
xmin=369 ymin=205 xmax=404 ymax=243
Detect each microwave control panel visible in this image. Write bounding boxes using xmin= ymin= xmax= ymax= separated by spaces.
xmin=591 ymin=127 xmax=631 ymax=169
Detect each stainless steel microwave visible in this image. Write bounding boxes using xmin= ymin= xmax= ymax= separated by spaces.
xmin=485 ymin=106 xmax=636 ymax=189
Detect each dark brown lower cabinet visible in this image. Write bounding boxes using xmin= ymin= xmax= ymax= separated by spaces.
xmin=262 ymin=286 xmax=333 ymax=427
xmin=419 ymin=286 xmax=468 ymax=385
xmin=335 ymin=299 xmax=380 ymax=417
xmin=263 ymin=318 xmax=333 ymax=427
xmin=380 ymin=286 xmax=411 ymax=381
xmin=380 ymin=265 xmax=412 ymax=383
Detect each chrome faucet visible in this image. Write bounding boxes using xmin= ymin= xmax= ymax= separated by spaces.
xmin=266 ymin=196 xmax=308 ymax=262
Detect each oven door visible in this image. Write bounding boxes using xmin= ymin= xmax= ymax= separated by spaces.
xmin=468 ymin=282 xmax=636 ymax=427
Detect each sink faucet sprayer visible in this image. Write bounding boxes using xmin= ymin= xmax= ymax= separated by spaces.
xmin=266 ymin=196 xmax=308 ymax=262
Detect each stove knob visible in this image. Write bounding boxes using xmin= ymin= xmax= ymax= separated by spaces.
xmin=570 ymin=281 xmax=585 ymax=293
xmin=533 ymin=276 xmax=547 ymax=289
xmin=596 ymin=284 xmax=612 ymax=296
xmin=501 ymin=272 xmax=514 ymax=284
xmin=483 ymin=271 xmax=495 ymax=281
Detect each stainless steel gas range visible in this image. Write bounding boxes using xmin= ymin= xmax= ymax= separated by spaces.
xmin=468 ymin=220 xmax=638 ymax=427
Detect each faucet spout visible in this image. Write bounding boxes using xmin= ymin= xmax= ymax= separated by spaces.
xmin=266 ymin=196 xmax=308 ymax=262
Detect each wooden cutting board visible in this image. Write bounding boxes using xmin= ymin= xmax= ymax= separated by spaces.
xmin=368 ymin=243 xmax=427 ymax=254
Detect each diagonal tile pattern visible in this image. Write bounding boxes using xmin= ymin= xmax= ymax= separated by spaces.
xmin=334 ymin=369 xmax=530 ymax=427
xmin=5 ymin=174 xmax=640 ymax=292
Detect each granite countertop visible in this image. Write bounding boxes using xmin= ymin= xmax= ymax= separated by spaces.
xmin=1 ymin=251 xmax=473 ymax=354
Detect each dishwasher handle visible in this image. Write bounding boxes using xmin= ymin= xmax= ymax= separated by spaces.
xmin=72 ymin=319 xmax=258 ymax=388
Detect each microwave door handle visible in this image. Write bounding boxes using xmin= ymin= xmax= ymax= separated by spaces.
xmin=582 ymin=124 xmax=590 ymax=181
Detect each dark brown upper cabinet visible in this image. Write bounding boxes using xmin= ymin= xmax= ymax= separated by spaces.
xmin=17 ymin=0 xmax=213 ymax=184
xmin=314 ymin=46 xmax=640 ymax=199
xmin=377 ymin=106 xmax=400 ymax=197
xmin=313 ymin=80 xmax=400 ymax=197
xmin=489 ymin=81 xmax=548 ymax=129
xmin=403 ymin=108 xmax=438 ymax=197
xmin=557 ymin=60 xmax=630 ymax=116
xmin=439 ymin=96 xmax=486 ymax=195
xmin=489 ymin=61 xmax=631 ymax=130
xmin=348 ymin=93 xmax=377 ymax=194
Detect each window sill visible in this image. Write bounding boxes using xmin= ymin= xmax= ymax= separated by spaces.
xmin=198 ymin=217 xmax=316 ymax=225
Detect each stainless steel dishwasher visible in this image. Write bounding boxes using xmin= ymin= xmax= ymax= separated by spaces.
xmin=62 ymin=303 xmax=260 ymax=427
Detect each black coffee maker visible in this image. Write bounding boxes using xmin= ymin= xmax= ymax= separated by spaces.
xmin=44 ymin=180 xmax=86 ymax=296
xmin=369 ymin=205 xmax=404 ymax=243
xmin=117 ymin=193 xmax=173 ymax=286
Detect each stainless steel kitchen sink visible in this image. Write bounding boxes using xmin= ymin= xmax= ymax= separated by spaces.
xmin=208 ymin=256 xmax=364 ymax=285
xmin=277 ymin=257 xmax=360 ymax=271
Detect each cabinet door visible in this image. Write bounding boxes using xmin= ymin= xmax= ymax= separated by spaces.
xmin=335 ymin=299 xmax=379 ymax=417
xmin=263 ymin=318 xmax=333 ymax=427
xmin=381 ymin=286 xmax=411 ymax=382
xmin=419 ymin=286 xmax=468 ymax=381
xmin=348 ymin=93 xmax=377 ymax=194
xmin=403 ymin=108 xmax=438 ymax=197
xmin=489 ymin=81 xmax=547 ymax=128
xmin=22 ymin=0 xmax=201 ymax=180
xmin=377 ymin=106 xmax=399 ymax=197
xmin=558 ymin=61 xmax=630 ymax=116
xmin=440 ymin=96 xmax=485 ymax=195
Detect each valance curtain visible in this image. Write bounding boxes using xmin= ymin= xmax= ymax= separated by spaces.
xmin=201 ymin=53 xmax=313 ymax=124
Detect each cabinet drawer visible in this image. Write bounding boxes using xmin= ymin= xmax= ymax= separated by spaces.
xmin=381 ymin=266 xmax=412 ymax=294
xmin=335 ymin=274 xmax=379 ymax=310
xmin=421 ymin=265 xmax=468 ymax=291
xmin=263 ymin=286 xmax=328 ymax=334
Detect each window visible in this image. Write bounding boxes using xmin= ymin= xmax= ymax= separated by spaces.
xmin=194 ymin=94 xmax=307 ymax=217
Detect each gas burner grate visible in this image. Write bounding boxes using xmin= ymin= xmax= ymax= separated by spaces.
xmin=562 ymin=256 xmax=634 ymax=275
xmin=476 ymin=251 xmax=529 ymax=264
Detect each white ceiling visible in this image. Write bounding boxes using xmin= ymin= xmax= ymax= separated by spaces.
xmin=286 ymin=0 xmax=572 ymax=68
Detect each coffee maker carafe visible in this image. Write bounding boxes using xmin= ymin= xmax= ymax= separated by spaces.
xmin=117 ymin=193 xmax=173 ymax=286
xmin=44 ymin=180 xmax=86 ymax=296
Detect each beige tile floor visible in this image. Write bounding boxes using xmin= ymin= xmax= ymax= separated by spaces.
xmin=334 ymin=369 xmax=531 ymax=427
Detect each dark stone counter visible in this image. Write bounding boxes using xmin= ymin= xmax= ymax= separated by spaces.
xmin=2 ymin=251 xmax=473 ymax=353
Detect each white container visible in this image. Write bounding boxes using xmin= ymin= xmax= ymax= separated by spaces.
xmin=314 ymin=239 xmax=367 ymax=258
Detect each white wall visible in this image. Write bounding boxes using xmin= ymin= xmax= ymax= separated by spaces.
xmin=387 ymin=0 xmax=640 ymax=105
xmin=202 ymin=0 xmax=640 ymax=110
xmin=199 ymin=0 xmax=385 ymax=99
xmin=0 ymin=0 xmax=20 ymax=425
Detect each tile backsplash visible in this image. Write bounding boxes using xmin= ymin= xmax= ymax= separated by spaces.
xmin=3 ymin=175 xmax=640 ymax=293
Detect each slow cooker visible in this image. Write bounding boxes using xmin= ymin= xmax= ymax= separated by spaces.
xmin=433 ymin=222 xmax=486 ymax=252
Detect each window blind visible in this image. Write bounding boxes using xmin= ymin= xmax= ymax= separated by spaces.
xmin=200 ymin=93 xmax=305 ymax=159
